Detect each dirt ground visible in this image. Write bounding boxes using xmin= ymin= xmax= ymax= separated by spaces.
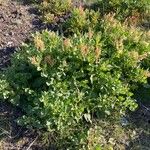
xmin=0 ymin=0 xmax=43 ymax=69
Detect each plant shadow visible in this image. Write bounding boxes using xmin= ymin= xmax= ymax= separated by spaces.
xmin=0 ymin=47 xmax=16 ymax=70
xmin=0 ymin=101 xmax=47 ymax=149
xmin=126 ymin=104 xmax=150 ymax=150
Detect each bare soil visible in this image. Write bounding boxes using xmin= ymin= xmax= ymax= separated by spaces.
xmin=0 ymin=0 xmax=42 ymax=69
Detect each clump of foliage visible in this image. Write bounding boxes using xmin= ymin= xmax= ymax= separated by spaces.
xmin=62 ymin=4 xmax=150 ymax=35
xmin=63 ymin=6 xmax=100 ymax=35
xmin=91 ymin=0 xmax=150 ymax=22
xmin=38 ymin=0 xmax=73 ymax=23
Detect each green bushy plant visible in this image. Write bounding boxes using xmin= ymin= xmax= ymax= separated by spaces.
xmin=0 ymin=15 xmax=150 ymax=149
xmin=91 ymin=0 xmax=150 ymax=22
xmin=63 ymin=6 xmax=100 ymax=35
xmin=38 ymin=0 xmax=73 ymax=23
